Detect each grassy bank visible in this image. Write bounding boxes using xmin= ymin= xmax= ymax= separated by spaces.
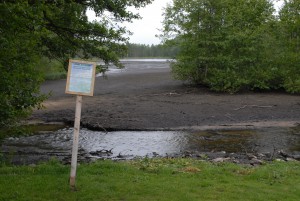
xmin=0 ymin=124 xmax=66 ymax=142
xmin=0 ymin=158 xmax=299 ymax=201
xmin=37 ymin=57 xmax=66 ymax=80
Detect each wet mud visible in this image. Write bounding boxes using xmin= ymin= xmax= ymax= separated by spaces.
xmin=30 ymin=60 xmax=300 ymax=131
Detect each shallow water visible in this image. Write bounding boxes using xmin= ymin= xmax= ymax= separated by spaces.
xmin=120 ymin=59 xmax=172 ymax=62
xmin=97 ymin=59 xmax=171 ymax=75
xmin=1 ymin=126 xmax=299 ymax=164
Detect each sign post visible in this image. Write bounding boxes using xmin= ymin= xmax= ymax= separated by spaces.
xmin=69 ymin=95 xmax=82 ymax=188
xmin=65 ymin=59 xmax=96 ymax=189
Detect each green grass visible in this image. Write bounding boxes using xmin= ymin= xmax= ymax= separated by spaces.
xmin=0 ymin=158 xmax=299 ymax=201
xmin=0 ymin=124 xmax=66 ymax=142
xmin=37 ymin=57 xmax=67 ymax=80
xmin=44 ymin=72 xmax=67 ymax=80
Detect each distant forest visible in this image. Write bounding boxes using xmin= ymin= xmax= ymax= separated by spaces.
xmin=126 ymin=43 xmax=179 ymax=58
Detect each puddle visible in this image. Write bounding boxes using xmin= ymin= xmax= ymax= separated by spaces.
xmin=1 ymin=126 xmax=299 ymax=164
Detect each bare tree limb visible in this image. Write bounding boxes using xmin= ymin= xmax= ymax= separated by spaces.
xmin=234 ymin=105 xmax=273 ymax=111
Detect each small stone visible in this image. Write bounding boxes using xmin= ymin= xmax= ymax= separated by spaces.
xmin=263 ymin=152 xmax=272 ymax=158
xmin=292 ymin=155 xmax=300 ymax=160
xmin=247 ymin=154 xmax=257 ymax=160
xmin=278 ymin=150 xmax=288 ymax=157
xmin=250 ymin=158 xmax=263 ymax=165
xmin=286 ymin=158 xmax=296 ymax=162
xmin=212 ymin=157 xmax=230 ymax=163
xmin=230 ymin=158 xmax=239 ymax=164
xmin=198 ymin=154 xmax=208 ymax=159
xmin=275 ymin=159 xmax=284 ymax=162
xmin=212 ymin=158 xmax=223 ymax=163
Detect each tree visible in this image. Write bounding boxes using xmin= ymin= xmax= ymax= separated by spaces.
xmin=126 ymin=43 xmax=179 ymax=57
xmin=278 ymin=0 xmax=300 ymax=93
xmin=0 ymin=0 xmax=153 ymax=127
xmin=161 ymin=0 xmax=283 ymax=93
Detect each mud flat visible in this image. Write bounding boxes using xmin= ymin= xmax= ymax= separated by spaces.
xmin=30 ymin=60 xmax=300 ymax=131
xmin=11 ymin=60 xmax=298 ymax=164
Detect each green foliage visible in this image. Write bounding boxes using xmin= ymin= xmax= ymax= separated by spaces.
xmin=0 ymin=3 xmax=47 ymax=127
xmin=0 ymin=0 xmax=153 ymax=127
xmin=161 ymin=0 xmax=300 ymax=93
xmin=278 ymin=0 xmax=300 ymax=93
xmin=206 ymin=68 xmax=248 ymax=93
xmin=36 ymin=57 xmax=66 ymax=80
xmin=0 ymin=159 xmax=299 ymax=201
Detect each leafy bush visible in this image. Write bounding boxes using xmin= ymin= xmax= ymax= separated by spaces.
xmin=161 ymin=0 xmax=300 ymax=94
xmin=0 ymin=29 xmax=47 ymax=128
xmin=205 ymin=68 xmax=247 ymax=93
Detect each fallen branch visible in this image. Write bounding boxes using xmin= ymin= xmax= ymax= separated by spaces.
xmin=97 ymin=123 xmax=108 ymax=134
xmin=225 ymin=114 xmax=236 ymax=121
xmin=137 ymin=90 xmax=195 ymax=98
xmin=234 ymin=105 xmax=273 ymax=111
xmin=82 ymin=116 xmax=108 ymax=133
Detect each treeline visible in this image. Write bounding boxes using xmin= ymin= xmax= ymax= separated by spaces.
xmin=126 ymin=43 xmax=179 ymax=58
xmin=161 ymin=0 xmax=300 ymax=93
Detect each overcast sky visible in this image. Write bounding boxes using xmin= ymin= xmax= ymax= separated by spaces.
xmin=123 ymin=0 xmax=172 ymax=45
xmin=87 ymin=0 xmax=171 ymax=45
xmin=88 ymin=0 xmax=283 ymax=45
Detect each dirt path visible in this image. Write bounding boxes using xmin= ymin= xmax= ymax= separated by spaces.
xmin=30 ymin=61 xmax=300 ymax=131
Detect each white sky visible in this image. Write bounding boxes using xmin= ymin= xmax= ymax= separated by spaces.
xmin=87 ymin=0 xmax=171 ymax=45
xmin=88 ymin=0 xmax=283 ymax=45
xmin=123 ymin=0 xmax=172 ymax=45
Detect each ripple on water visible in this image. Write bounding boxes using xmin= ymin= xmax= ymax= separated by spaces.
xmin=1 ymin=126 xmax=299 ymax=164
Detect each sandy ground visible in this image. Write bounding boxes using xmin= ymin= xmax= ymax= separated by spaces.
xmin=29 ymin=61 xmax=300 ymax=131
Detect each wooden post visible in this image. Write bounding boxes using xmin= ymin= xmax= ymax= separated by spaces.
xmin=70 ymin=95 xmax=83 ymax=189
xmin=66 ymin=60 xmax=96 ymax=190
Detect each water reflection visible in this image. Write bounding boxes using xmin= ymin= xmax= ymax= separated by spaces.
xmin=120 ymin=59 xmax=172 ymax=62
xmin=186 ymin=130 xmax=256 ymax=153
xmin=97 ymin=59 xmax=171 ymax=75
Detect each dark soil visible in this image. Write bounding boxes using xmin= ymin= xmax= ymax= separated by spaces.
xmin=30 ymin=61 xmax=300 ymax=131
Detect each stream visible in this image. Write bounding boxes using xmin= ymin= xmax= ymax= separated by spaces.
xmin=1 ymin=126 xmax=300 ymax=165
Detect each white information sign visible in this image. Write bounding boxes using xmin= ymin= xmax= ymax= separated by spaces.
xmin=65 ymin=60 xmax=96 ymax=96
